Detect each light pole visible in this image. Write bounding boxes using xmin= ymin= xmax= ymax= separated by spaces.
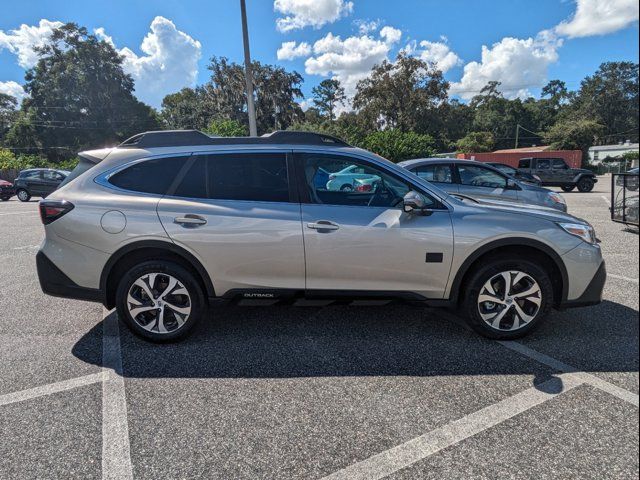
xmin=240 ymin=0 xmax=257 ymax=136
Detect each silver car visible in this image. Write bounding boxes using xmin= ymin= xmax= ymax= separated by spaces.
xmin=36 ymin=130 xmax=605 ymax=342
xmin=398 ymin=158 xmax=568 ymax=212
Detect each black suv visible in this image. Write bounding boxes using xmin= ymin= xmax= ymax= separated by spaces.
xmin=517 ymin=157 xmax=597 ymax=192
xmin=14 ymin=168 xmax=69 ymax=202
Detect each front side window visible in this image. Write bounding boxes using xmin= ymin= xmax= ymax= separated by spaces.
xmin=537 ymin=159 xmax=551 ymax=170
xmin=552 ymin=159 xmax=568 ymax=170
xmin=173 ymin=153 xmax=289 ymax=203
xmin=457 ymin=165 xmax=507 ymax=189
xmin=109 ymin=157 xmax=187 ymax=194
xmin=412 ymin=164 xmax=453 ymax=184
xmin=300 ymin=153 xmax=433 ymax=208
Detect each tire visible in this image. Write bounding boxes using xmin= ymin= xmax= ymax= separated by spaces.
xmin=340 ymin=184 xmax=353 ymax=192
xmin=16 ymin=189 xmax=31 ymax=202
xmin=561 ymin=185 xmax=575 ymax=192
xmin=458 ymin=256 xmax=553 ymax=340
xmin=576 ymin=177 xmax=595 ymax=193
xmin=115 ymin=260 xmax=205 ymax=342
xmin=1 ymin=197 xmax=10 ymax=201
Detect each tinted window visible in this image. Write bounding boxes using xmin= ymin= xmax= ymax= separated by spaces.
xmin=301 ymin=153 xmax=434 ymax=208
xmin=518 ymin=159 xmax=531 ymax=168
xmin=412 ymin=164 xmax=453 ymax=183
xmin=173 ymin=153 xmax=289 ymax=203
xmin=552 ymin=159 xmax=568 ymax=169
xmin=458 ymin=165 xmax=507 ymax=188
xmin=43 ymin=170 xmax=64 ymax=181
xmin=21 ymin=171 xmax=41 ymax=179
xmin=491 ymin=164 xmax=515 ymax=175
xmin=109 ymin=157 xmax=186 ymax=194
xmin=537 ymin=159 xmax=551 ymax=170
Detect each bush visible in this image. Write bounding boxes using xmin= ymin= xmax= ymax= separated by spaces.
xmin=360 ymin=129 xmax=436 ymax=162
xmin=0 ymin=148 xmax=78 ymax=171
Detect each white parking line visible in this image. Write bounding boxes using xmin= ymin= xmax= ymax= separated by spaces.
xmin=601 ymin=195 xmax=611 ymax=207
xmin=102 ymin=309 xmax=134 ymax=480
xmin=321 ymin=375 xmax=584 ymax=480
xmin=608 ymin=273 xmax=639 ymax=284
xmin=0 ymin=372 xmax=105 ymax=407
xmin=0 ymin=211 xmax=39 ymax=216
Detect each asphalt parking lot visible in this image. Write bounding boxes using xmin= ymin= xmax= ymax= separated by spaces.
xmin=0 ymin=175 xmax=638 ymax=479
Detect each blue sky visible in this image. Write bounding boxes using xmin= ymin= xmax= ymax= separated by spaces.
xmin=1 ymin=0 xmax=638 ymax=108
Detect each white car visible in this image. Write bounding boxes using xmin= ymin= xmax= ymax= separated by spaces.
xmin=325 ymin=165 xmax=380 ymax=191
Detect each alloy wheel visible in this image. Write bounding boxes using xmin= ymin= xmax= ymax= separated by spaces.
xmin=17 ymin=190 xmax=29 ymax=201
xmin=477 ymin=270 xmax=542 ymax=331
xmin=126 ymin=272 xmax=191 ymax=334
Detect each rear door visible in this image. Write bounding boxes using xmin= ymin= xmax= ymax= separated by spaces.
xmin=410 ymin=163 xmax=459 ymax=195
xmin=41 ymin=170 xmax=65 ymax=195
xmin=157 ymin=151 xmax=305 ymax=296
xmin=455 ymin=163 xmax=518 ymax=203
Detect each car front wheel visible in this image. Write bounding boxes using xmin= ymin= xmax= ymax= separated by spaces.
xmin=459 ymin=256 xmax=553 ymax=339
xmin=115 ymin=260 xmax=205 ymax=342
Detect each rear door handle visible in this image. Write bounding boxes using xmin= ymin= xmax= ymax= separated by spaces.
xmin=307 ymin=220 xmax=339 ymax=231
xmin=174 ymin=215 xmax=207 ymax=226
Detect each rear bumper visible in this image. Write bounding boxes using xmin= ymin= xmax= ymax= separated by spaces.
xmin=36 ymin=251 xmax=104 ymax=303
xmin=0 ymin=187 xmax=15 ymax=197
xmin=558 ymin=260 xmax=606 ymax=309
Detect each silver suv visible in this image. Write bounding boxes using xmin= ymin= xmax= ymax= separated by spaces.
xmin=36 ymin=130 xmax=606 ymax=342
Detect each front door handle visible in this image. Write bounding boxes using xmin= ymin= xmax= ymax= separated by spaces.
xmin=307 ymin=220 xmax=339 ymax=231
xmin=174 ymin=215 xmax=207 ymax=226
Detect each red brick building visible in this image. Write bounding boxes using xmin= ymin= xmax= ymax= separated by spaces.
xmin=456 ymin=146 xmax=582 ymax=169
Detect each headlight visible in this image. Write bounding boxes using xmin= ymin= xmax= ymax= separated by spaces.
xmin=548 ymin=192 xmax=566 ymax=205
xmin=558 ymin=222 xmax=597 ymax=244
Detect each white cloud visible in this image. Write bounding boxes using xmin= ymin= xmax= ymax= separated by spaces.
xmin=556 ymin=0 xmax=639 ymax=38
xmin=274 ymin=0 xmax=354 ymax=32
xmin=277 ymin=41 xmax=312 ymax=60
xmin=0 ymin=19 xmax=63 ymax=68
xmin=116 ymin=16 xmax=202 ymax=107
xmin=0 ymin=81 xmax=26 ymax=103
xmin=93 ymin=27 xmax=115 ymax=47
xmin=450 ymin=30 xmax=563 ymax=100
xmin=304 ymin=27 xmax=403 ymax=99
xmin=353 ymin=19 xmax=380 ymax=35
xmin=405 ymin=38 xmax=462 ymax=73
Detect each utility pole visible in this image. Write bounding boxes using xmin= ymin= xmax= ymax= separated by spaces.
xmin=514 ymin=124 xmax=520 ymax=149
xmin=240 ymin=0 xmax=257 ymax=136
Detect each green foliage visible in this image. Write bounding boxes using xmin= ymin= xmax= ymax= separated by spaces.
xmin=204 ymin=119 xmax=247 ymax=137
xmin=621 ymin=150 xmax=639 ymax=161
xmin=360 ymin=129 xmax=436 ymax=162
xmin=312 ymin=79 xmax=346 ymax=121
xmin=0 ymin=148 xmax=77 ymax=170
xmin=456 ymin=131 xmax=495 ymax=153
xmin=543 ymin=118 xmax=606 ymax=164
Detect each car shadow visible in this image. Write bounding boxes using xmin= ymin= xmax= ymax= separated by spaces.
xmin=72 ymin=300 xmax=638 ymax=384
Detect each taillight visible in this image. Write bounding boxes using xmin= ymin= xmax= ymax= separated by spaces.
xmin=355 ymin=184 xmax=372 ymax=192
xmin=39 ymin=200 xmax=74 ymax=225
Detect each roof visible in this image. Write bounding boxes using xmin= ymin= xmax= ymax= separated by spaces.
xmin=399 ymin=158 xmax=488 ymax=167
xmin=588 ymin=143 xmax=639 ymax=152
xmin=492 ymin=146 xmax=551 ymax=153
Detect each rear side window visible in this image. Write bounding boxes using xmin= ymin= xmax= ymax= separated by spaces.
xmin=412 ymin=164 xmax=453 ymax=183
xmin=109 ymin=157 xmax=187 ymax=194
xmin=173 ymin=153 xmax=289 ymax=203
xmin=518 ymin=159 xmax=530 ymax=168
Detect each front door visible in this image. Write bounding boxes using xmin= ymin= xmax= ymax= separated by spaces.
xmin=551 ymin=158 xmax=574 ymax=184
xmin=296 ymin=152 xmax=454 ymax=299
xmin=455 ymin=163 xmax=519 ymax=203
xmin=534 ymin=158 xmax=554 ymax=185
xmin=157 ymin=151 xmax=305 ymax=296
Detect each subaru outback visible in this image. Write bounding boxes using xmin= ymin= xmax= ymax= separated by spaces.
xmin=36 ymin=130 xmax=606 ymax=342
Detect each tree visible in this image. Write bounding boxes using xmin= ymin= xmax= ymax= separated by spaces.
xmin=360 ymin=129 xmax=435 ymax=162
xmin=204 ymin=119 xmax=247 ymax=137
xmin=456 ymin=131 xmax=495 ymax=153
xmin=353 ymin=52 xmax=449 ymax=132
xmin=161 ymin=88 xmax=205 ymax=130
xmin=312 ymin=79 xmax=346 ymax=121
xmin=0 ymin=93 xmax=18 ymax=144
xmin=5 ymin=23 xmax=159 ymax=160
xmin=543 ymin=119 xmax=606 ymax=165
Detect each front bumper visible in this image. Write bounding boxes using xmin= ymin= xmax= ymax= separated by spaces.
xmin=0 ymin=186 xmax=15 ymax=197
xmin=36 ymin=251 xmax=104 ymax=303
xmin=559 ymin=260 xmax=606 ymax=309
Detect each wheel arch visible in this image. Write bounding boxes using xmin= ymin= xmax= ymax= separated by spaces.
xmin=100 ymin=240 xmax=215 ymax=309
xmin=448 ymin=238 xmax=568 ymax=307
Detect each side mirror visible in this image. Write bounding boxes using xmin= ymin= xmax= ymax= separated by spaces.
xmin=506 ymin=178 xmax=520 ymax=190
xmin=403 ymin=191 xmax=431 ymax=215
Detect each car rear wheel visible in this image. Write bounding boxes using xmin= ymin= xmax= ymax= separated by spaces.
xmin=458 ymin=256 xmax=553 ymax=339
xmin=577 ymin=177 xmax=595 ymax=192
xmin=340 ymin=184 xmax=354 ymax=192
xmin=116 ymin=260 xmax=205 ymax=342
xmin=561 ymin=185 xmax=575 ymax=192
xmin=16 ymin=189 xmax=31 ymax=202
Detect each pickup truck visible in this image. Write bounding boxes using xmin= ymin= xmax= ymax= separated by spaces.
xmin=517 ymin=157 xmax=597 ymax=192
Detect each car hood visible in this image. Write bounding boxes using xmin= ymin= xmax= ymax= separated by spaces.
xmin=0 ymin=180 xmax=12 ymax=186
xmin=455 ymin=196 xmax=586 ymax=224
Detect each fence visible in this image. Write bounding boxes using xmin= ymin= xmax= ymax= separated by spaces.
xmin=611 ymin=173 xmax=639 ymax=227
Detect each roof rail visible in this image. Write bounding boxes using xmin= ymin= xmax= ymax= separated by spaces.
xmin=118 ymin=130 xmax=351 ymax=149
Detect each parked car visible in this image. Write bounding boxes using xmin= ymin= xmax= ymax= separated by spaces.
xmin=37 ymin=130 xmax=604 ymax=343
xmin=615 ymin=167 xmax=639 ymax=191
xmin=517 ymin=157 xmax=597 ymax=192
xmin=14 ymin=168 xmax=70 ymax=202
xmin=325 ymin=164 xmax=380 ymax=191
xmin=398 ymin=158 xmax=567 ymax=212
xmin=486 ymin=162 xmax=542 ymax=185
xmin=0 ymin=179 xmax=15 ymax=201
